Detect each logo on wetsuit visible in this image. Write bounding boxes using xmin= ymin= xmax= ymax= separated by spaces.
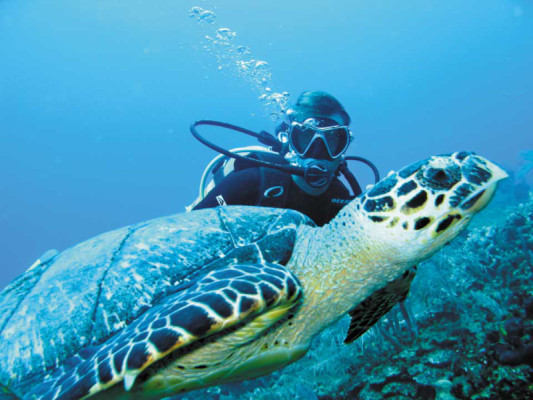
xmin=264 ymin=186 xmax=285 ymax=199
xmin=331 ymin=198 xmax=351 ymax=204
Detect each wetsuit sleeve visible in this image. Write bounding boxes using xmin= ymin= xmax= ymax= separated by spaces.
xmin=192 ymin=168 xmax=262 ymax=210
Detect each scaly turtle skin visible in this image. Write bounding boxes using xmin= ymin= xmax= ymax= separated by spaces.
xmin=0 ymin=152 xmax=506 ymax=400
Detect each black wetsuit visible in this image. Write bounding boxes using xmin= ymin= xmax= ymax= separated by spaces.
xmin=193 ymin=164 xmax=361 ymax=226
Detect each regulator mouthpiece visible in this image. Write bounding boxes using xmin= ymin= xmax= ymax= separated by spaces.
xmin=304 ymin=163 xmax=333 ymax=188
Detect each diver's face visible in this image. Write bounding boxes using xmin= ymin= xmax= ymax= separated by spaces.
xmin=290 ymin=114 xmax=348 ymax=161
xmin=291 ymin=113 xmax=347 ymax=176
xmin=289 ymin=114 xmax=348 ymax=194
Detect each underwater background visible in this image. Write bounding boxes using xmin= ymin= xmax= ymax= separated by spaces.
xmin=1 ymin=0 xmax=532 ymax=399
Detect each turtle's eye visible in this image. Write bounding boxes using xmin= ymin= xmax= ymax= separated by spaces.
xmin=419 ymin=165 xmax=461 ymax=190
xmin=426 ymin=168 xmax=448 ymax=183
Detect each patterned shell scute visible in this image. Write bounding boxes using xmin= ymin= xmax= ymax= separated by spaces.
xmin=0 ymin=227 xmax=131 ymax=392
xmin=0 ymin=206 xmax=313 ymax=395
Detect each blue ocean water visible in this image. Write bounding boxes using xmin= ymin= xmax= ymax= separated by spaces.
xmin=1 ymin=0 xmax=532 ymax=289
xmin=1 ymin=1 xmax=532 ymax=398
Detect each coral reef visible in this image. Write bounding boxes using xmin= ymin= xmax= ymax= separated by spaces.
xmin=176 ymin=191 xmax=533 ymax=400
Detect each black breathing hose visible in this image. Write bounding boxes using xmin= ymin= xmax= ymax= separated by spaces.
xmin=339 ymin=163 xmax=362 ymax=196
xmin=344 ymin=156 xmax=381 ymax=183
xmin=190 ymin=120 xmax=305 ymax=177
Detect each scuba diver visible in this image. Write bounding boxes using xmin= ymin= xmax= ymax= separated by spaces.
xmin=190 ymin=90 xmax=378 ymax=226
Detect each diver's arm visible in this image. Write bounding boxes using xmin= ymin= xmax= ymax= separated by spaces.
xmin=192 ymin=168 xmax=262 ymax=210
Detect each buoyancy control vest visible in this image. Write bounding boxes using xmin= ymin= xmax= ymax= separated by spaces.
xmin=186 ymin=146 xmax=292 ymax=211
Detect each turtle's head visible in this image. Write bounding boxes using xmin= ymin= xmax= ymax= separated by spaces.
xmin=351 ymin=152 xmax=507 ymax=262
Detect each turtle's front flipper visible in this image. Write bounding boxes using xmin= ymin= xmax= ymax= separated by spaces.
xmin=344 ymin=266 xmax=417 ymax=344
xmin=24 ymin=263 xmax=302 ymax=400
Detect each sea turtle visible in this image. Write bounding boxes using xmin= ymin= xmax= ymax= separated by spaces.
xmin=0 ymin=152 xmax=506 ymax=400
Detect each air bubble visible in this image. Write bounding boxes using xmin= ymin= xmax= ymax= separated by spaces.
xmin=236 ymin=60 xmax=254 ymax=73
xmin=258 ymin=91 xmax=290 ymax=114
xmin=252 ymin=60 xmax=272 ymax=87
xmin=236 ymin=45 xmax=250 ymax=54
xmin=189 ymin=7 xmax=290 ymax=120
xmin=189 ymin=6 xmax=202 ymax=17
xmin=199 ymin=11 xmax=216 ymax=24
xmin=216 ymin=28 xmax=237 ymax=41
xmin=189 ymin=7 xmax=216 ymax=24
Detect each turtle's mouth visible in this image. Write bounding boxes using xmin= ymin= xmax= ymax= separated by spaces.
xmin=458 ymin=185 xmax=495 ymax=213
xmin=458 ymin=159 xmax=508 ymax=214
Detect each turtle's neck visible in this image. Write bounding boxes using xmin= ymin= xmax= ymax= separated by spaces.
xmin=286 ymin=200 xmax=411 ymax=339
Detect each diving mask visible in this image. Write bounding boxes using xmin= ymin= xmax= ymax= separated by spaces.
xmin=288 ymin=118 xmax=351 ymax=160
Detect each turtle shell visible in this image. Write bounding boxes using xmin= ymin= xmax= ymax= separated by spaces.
xmin=0 ymin=206 xmax=313 ymax=396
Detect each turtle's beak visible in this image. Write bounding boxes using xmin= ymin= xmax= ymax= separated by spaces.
xmin=458 ymin=156 xmax=508 ymax=214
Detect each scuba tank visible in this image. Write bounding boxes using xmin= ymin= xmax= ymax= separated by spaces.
xmin=186 ymin=146 xmax=282 ymax=211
